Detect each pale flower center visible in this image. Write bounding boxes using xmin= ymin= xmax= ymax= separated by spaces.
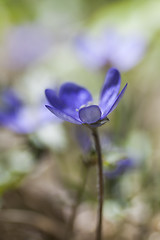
xmin=76 ymin=101 xmax=93 ymax=112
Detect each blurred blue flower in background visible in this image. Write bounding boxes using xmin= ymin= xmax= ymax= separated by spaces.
xmin=104 ymin=158 xmax=135 ymax=179
xmin=73 ymin=125 xmax=92 ymax=154
xmin=1 ymin=24 xmax=53 ymax=71
xmin=0 ymin=88 xmax=58 ymax=134
xmin=75 ymin=29 xmax=146 ymax=72
xmin=0 ymin=89 xmax=23 ymax=124
xmin=45 ymin=68 xmax=127 ymax=128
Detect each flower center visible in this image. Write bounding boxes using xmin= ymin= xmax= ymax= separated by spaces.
xmin=76 ymin=101 xmax=92 ymax=112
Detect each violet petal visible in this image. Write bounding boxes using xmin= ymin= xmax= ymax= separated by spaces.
xmin=45 ymin=89 xmax=65 ymax=109
xmin=102 ymin=83 xmax=128 ymax=118
xmin=59 ymin=82 xmax=93 ymax=110
xmin=100 ymin=68 xmax=121 ymax=115
xmin=46 ymin=105 xmax=82 ymax=125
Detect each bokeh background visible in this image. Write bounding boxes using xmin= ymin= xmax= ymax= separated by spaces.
xmin=0 ymin=0 xmax=160 ymax=239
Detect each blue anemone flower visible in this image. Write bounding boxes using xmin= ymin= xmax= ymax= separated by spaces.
xmin=75 ymin=29 xmax=146 ymax=72
xmin=0 ymin=88 xmax=58 ymax=133
xmin=0 ymin=89 xmax=23 ymax=124
xmin=45 ymin=68 xmax=127 ymax=128
xmin=2 ymin=24 xmax=52 ymax=71
xmin=104 ymin=158 xmax=135 ymax=179
xmin=45 ymin=68 xmax=127 ymax=240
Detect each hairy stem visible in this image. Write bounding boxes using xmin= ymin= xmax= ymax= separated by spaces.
xmin=92 ymin=128 xmax=104 ymax=240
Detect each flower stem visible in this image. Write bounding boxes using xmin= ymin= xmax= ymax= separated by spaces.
xmin=92 ymin=128 xmax=104 ymax=240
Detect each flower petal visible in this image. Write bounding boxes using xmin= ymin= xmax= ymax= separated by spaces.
xmin=100 ymin=68 xmax=121 ymax=113
xmin=79 ymin=105 xmax=101 ymax=124
xmin=59 ymin=82 xmax=93 ymax=109
xmin=45 ymin=88 xmax=80 ymax=120
xmin=45 ymin=105 xmax=82 ymax=125
xmin=102 ymin=83 xmax=128 ymax=118
xmin=45 ymin=89 xmax=64 ymax=109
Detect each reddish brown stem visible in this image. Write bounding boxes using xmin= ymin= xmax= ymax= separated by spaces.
xmin=92 ymin=128 xmax=104 ymax=240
